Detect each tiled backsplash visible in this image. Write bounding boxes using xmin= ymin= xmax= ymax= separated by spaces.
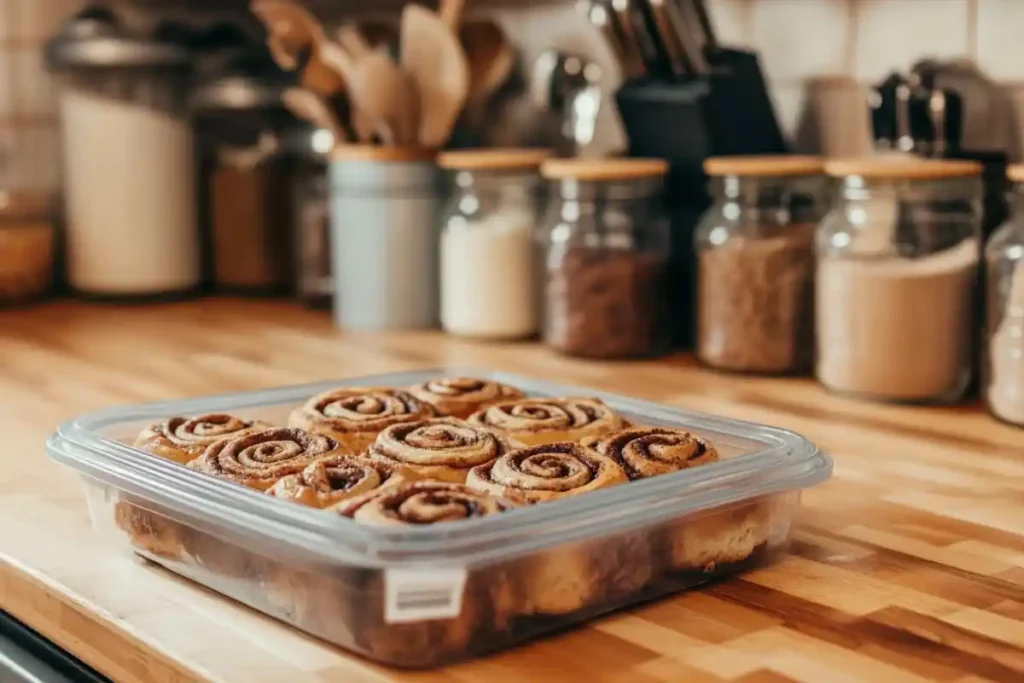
xmin=3 ymin=0 xmax=1024 ymax=191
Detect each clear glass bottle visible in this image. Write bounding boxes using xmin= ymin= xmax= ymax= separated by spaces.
xmin=985 ymin=165 xmax=1024 ymax=426
xmin=695 ymin=156 xmax=826 ymax=374
xmin=539 ymin=158 xmax=671 ymax=359
xmin=816 ymin=158 xmax=982 ymax=403
xmin=438 ymin=149 xmax=550 ymax=340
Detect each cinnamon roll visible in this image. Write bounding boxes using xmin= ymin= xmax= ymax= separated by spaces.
xmin=406 ymin=377 xmax=525 ymax=419
xmin=335 ymin=480 xmax=519 ymax=524
xmin=668 ymin=500 xmax=772 ymax=572
xmin=585 ymin=428 xmax=767 ymax=571
xmin=463 ymin=442 xmax=649 ymax=617
xmin=467 ymin=397 xmax=626 ymax=446
xmin=466 ymin=442 xmax=627 ymax=503
xmin=288 ymin=387 xmax=436 ymax=453
xmin=585 ymin=427 xmax=719 ymax=480
xmin=326 ymin=481 xmax=520 ymax=664
xmin=113 ymin=497 xmax=184 ymax=560
xmin=134 ymin=413 xmax=271 ymax=465
xmin=188 ymin=427 xmax=341 ymax=491
xmin=267 ymin=454 xmax=417 ymax=508
xmin=368 ymin=418 xmax=519 ymax=483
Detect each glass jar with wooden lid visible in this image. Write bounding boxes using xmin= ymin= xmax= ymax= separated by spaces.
xmin=695 ymin=155 xmax=827 ymax=375
xmin=438 ymin=148 xmax=551 ymax=340
xmin=0 ymin=191 xmax=55 ymax=305
xmin=539 ymin=157 xmax=671 ymax=359
xmin=817 ymin=157 xmax=982 ymax=403
xmin=985 ymin=163 xmax=1024 ymax=426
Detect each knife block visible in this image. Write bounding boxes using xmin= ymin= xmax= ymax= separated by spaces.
xmin=615 ymin=47 xmax=788 ymax=347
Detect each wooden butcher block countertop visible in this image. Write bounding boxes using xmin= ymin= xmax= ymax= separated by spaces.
xmin=1 ymin=300 xmax=1024 ymax=683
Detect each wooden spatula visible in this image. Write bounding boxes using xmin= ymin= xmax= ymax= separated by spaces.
xmin=251 ymin=0 xmax=345 ymax=98
xmin=401 ymin=4 xmax=469 ymax=149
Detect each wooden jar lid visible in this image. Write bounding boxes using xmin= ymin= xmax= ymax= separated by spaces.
xmin=1008 ymin=164 xmax=1024 ymax=183
xmin=704 ymin=155 xmax=825 ymax=177
xmin=540 ymin=157 xmax=669 ymax=181
xmin=330 ymin=145 xmax=437 ymax=163
xmin=824 ymin=157 xmax=982 ymax=179
xmin=437 ymin=148 xmax=552 ymax=171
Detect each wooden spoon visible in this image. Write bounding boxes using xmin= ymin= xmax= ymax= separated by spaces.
xmin=401 ymin=4 xmax=469 ymax=149
xmin=347 ymin=45 xmax=420 ymax=146
xmin=315 ymin=41 xmax=393 ymax=144
xmin=440 ymin=0 xmax=466 ymax=30
xmin=282 ymin=87 xmax=349 ymax=144
xmin=251 ymin=0 xmax=345 ymax=98
xmin=461 ymin=19 xmax=515 ymax=123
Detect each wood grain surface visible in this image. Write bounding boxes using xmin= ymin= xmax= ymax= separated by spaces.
xmin=1 ymin=299 xmax=1023 ymax=683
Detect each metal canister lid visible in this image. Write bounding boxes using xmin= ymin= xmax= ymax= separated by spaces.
xmin=190 ymin=75 xmax=289 ymax=112
xmin=45 ymin=7 xmax=190 ymax=70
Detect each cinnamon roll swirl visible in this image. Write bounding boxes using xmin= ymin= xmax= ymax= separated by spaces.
xmin=585 ymin=427 xmax=719 ymax=480
xmin=466 ymin=442 xmax=627 ymax=503
xmin=188 ymin=427 xmax=341 ymax=490
xmin=134 ymin=414 xmax=271 ymax=465
xmin=368 ymin=418 xmax=518 ymax=483
xmin=406 ymin=377 xmax=525 ymax=419
xmin=467 ymin=397 xmax=626 ymax=446
xmin=267 ymin=454 xmax=418 ymax=508
xmin=334 ymin=481 xmax=519 ymax=525
xmin=288 ymin=387 xmax=436 ymax=453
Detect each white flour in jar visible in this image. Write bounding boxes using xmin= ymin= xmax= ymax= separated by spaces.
xmin=988 ymin=262 xmax=1024 ymax=424
xmin=441 ymin=211 xmax=537 ymax=339
xmin=61 ymin=89 xmax=198 ymax=294
xmin=816 ymin=240 xmax=979 ymax=401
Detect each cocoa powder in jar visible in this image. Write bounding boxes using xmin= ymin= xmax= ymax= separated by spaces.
xmin=698 ymin=223 xmax=816 ymax=373
xmin=544 ymin=247 xmax=669 ymax=359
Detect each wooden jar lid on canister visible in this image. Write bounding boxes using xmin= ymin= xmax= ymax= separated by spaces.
xmin=330 ymin=145 xmax=437 ymax=163
xmin=540 ymin=157 xmax=669 ymax=181
xmin=824 ymin=157 xmax=983 ymax=179
xmin=437 ymin=148 xmax=552 ymax=171
xmin=704 ymin=155 xmax=825 ymax=177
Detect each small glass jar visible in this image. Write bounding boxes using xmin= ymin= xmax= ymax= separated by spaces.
xmin=817 ymin=158 xmax=982 ymax=403
xmin=438 ymin=149 xmax=550 ymax=340
xmin=0 ymin=192 xmax=55 ymax=305
xmin=985 ymin=165 xmax=1024 ymax=427
xmin=539 ymin=158 xmax=671 ymax=359
xmin=695 ymin=156 xmax=826 ymax=374
xmin=289 ymin=126 xmax=333 ymax=310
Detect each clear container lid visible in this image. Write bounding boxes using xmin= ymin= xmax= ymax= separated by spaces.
xmin=47 ymin=369 xmax=832 ymax=569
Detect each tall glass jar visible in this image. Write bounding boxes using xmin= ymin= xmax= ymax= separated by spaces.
xmin=438 ymin=149 xmax=550 ymax=340
xmin=817 ymin=158 xmax=982 ymax=403
xmin=46 ymin=8 xmax=198 ymax=298
xmin=539 ymin=158 xmax=671 ymax=359
xmin=985 ymin=165 xmax=1024 ymax=426
xmin=695 ymin=156 xmax=826 ymax=374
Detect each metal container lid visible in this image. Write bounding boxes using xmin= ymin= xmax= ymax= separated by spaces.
xmin=190 ymin=75 xmax=288 ymax=112
xmin=46 ymin=7 xmax=191 ymax=70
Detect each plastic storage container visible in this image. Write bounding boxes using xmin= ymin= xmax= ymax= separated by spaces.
xmin=539 ymin=158 xmax=672 ymax=359
xmin=985 ymin=164 xmax=1024 ymax=427
xmin=47 ymin=369 xmax=832 ymax=669
xmin=816 ymin=158 xmax=982 ymax=404
xmin=438 ymin=149 xmax=550 ymax=340
xmin=695 ymin=156 xmax=826 ymax=375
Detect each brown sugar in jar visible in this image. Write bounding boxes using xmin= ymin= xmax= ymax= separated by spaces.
xmin=539 ymin=158 xmax=672 ymax=360
xmin=695 ymin=156 xmax=826 ymax=374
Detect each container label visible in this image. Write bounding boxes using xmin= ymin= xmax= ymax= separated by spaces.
xmin=384 ymin=568 xmax=468 ymax=623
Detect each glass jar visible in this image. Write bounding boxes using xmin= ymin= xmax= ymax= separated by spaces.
xmin=287 ymin=126 xmax=333 ymax=310
xmin=0 ymin=192 xmax=55 ymax=305
xmin=438 ymin=149 xmax=550 ymax=340
xmin=539 ymin=158 xmax=671 ymax=359
xmin=46 ymin=8 xmax=199 ymax=298
xmin=817 ymin=158 xmax=982 ymax=403
xmin=191 ymin=71 xmax=301 ymax=295
xmin=695 ymin=156 xmax=826 ymax=374
xmin=985 ymin=165 xmax=1024 ymax=426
